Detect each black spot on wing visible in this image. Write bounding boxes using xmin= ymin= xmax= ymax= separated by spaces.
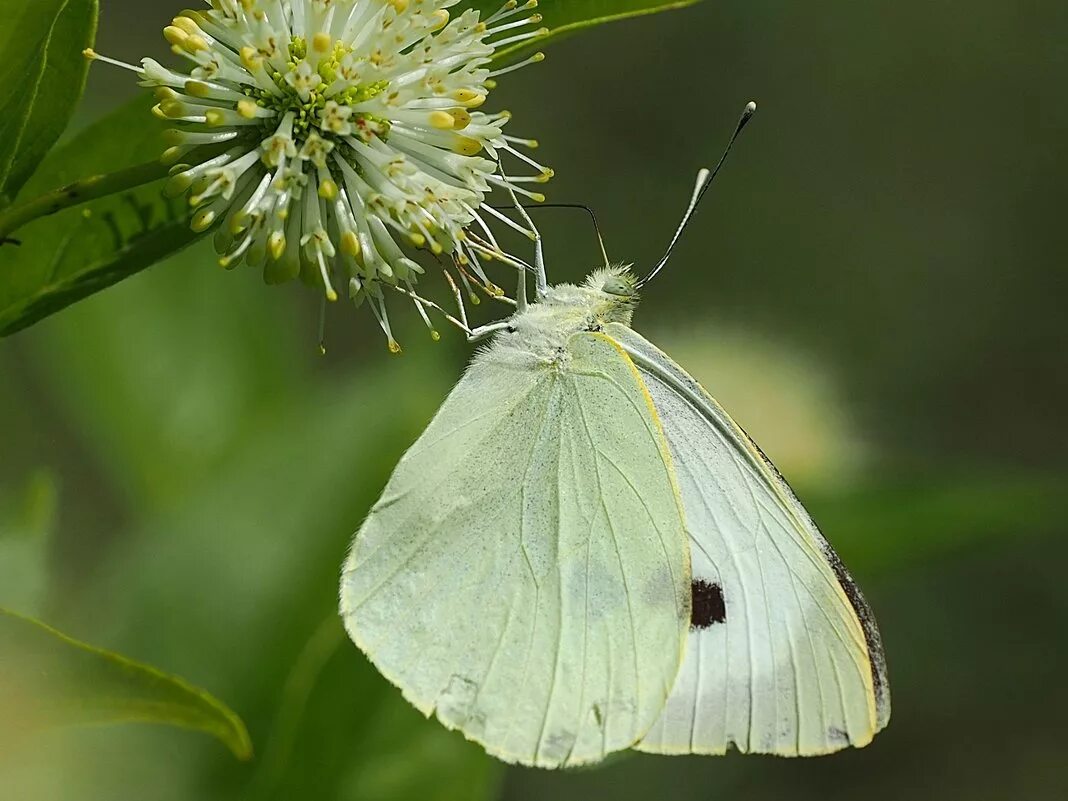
xmin=691 ymin=580 xmax=726 ymax=629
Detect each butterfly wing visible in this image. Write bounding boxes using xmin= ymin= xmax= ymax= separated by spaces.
xmin=605 ymin=323 xmax=890 ymax=756
xmin=340 ymin=331 xmax=691 ymax=768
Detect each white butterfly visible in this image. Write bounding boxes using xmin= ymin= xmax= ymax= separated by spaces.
xmin=339 ymin=103 xmax=889 ymax=768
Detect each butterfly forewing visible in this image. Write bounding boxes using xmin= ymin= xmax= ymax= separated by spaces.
xmin=340 ymin=331 xmax=691 ymax=768
xmin=605 ymin=323 xmax=890 ymax=756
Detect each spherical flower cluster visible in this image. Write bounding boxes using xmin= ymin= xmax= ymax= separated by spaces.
xmin=88 ymin=0 xmax=550 ymax=348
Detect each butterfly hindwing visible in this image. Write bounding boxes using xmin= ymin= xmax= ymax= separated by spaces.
xmin=340 ymin=331 xmax=691 ymax=768
xmin=605 ymin=322 xmax=890 ymax=756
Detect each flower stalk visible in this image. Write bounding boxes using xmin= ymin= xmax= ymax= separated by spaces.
xmin=0 ymin=160 xmax=172 ymax=243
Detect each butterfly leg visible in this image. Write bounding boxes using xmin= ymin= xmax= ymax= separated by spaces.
xmin=497 ymin=170 xmax=547 ymax=301
xmin=391 ymin=284 xmax=470 ymax=338
xmin=443 ymin=267 xmax=473 ymax=331
xmin=467 ymin=321 xmax=513 ymax=343
xmin=390 ymin=282 xmax=513 ymax=344
xmin=511 ymin=198 xmax=546 ymax=300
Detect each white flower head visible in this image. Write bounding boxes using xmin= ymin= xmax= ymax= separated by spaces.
xmin=87 ymin=0 xmax=551 ymax=350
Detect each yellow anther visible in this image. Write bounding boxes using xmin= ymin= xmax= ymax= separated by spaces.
xmin=237 ymin=99 xmax=258 ymax=118
xmin=191 ymin=209 xmax=216 ymax=232
xmin=451 ymin=88 xmax=479 ymax=103
xmin=267 ymin=232 xmax=286 ymax=261
xmin=451 ymin=136 xmax=483 ymax=156
xmin=312 ymin=32 xmax=332 ymax=53
xmin=240 ymin=46 xmax=262 ymax=71
xmin=326 ymin=288 xmax=339 ymax=302
xmin=82 ymin=48 xmax=97 ymax=60
xmin=160 ymin=147 xmax=185 ymax=166
xmin=318 ymin=178 xmax=339 ymax=200
xmin=409 ymin=232 xmax=426 ymax=247
xmin=163 ymin=26 xmax=189 ymax=48
xmin=341 ymin=231 xmax=361 ymax=257
xmin=185 ymin=80 xmax=211 ymax=97
xmin=390 ymin=0 xmax=409 ymax=13
xmin=430 ymin=9 xmax=449 ymax=30
xmin=387 ymin=339 xmax=402 ymax=354
xmin=158 ymin=99 xmax=183 ymax=117
xmin=450 ymin=108 xmax=471 ymax=130
xmin=429 ymin=110 xmax=456 ymax=129
xmin=172 ymin=16 xmax=199 ymax=36
xmin=151 ymin=105 xmax=168 ymax=120
xmin=155 ymin=86 xmax=178 ymax=101
xmin=205 ymin=109 xmax=227 ymax=126
xmin=187 ymin=35 xmax=209 ymax=53
xmin=529 ymin=192 xmax=546 ymax=203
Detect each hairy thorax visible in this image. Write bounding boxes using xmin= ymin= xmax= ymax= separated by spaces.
xmin=480 ymin=266 xmax=639 ymax=369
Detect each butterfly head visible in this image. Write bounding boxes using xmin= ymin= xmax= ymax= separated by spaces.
xmin=583 ymin=265 xmax=640 ymax=324
xmin=517 ymin=265 xmax=639 ymax=345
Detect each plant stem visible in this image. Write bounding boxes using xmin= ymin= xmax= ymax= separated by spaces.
xmin=0 ymin=159 xmax=170 ymax=241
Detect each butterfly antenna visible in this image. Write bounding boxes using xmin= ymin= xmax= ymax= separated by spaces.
xmin=492 ymin=202 xmax=611 ymax=267
xmin=637 ymin=100 xmax=757 ymax=289
xmin=537 ymin=204 xmax=610 ymax=267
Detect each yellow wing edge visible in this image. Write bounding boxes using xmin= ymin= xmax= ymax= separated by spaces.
xmin=604 ymin=323 xmax=890 ymax=741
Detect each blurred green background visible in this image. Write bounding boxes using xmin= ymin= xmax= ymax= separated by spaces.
xmin=2 ymin=1 xmax=1067 ymax=799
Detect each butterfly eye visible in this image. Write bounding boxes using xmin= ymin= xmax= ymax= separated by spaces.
xmin=602 ymin=276 xmax=633 ymax=296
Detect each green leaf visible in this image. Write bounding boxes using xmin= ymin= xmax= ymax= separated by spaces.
xmin=0 ymin=0 xmax=99 ymax=206
xmin=0 ymin=608 xmax=253 ymax=760
xmin=466 ymin=0 xmax=705 ymax=62
xmin=0 ymin=98 xmax=197 ymax=337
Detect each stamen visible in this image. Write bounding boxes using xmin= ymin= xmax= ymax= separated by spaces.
xmin=368 ymin=294 xmax=402 ymax=353
xmin=485 ymin=27 xmax=549 ymax=50
xmin=488 ymin=52 xmax=545 ymax=79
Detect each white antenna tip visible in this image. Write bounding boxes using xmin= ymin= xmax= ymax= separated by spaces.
xmin=746 ymin=100 xmax=757 ymax=113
